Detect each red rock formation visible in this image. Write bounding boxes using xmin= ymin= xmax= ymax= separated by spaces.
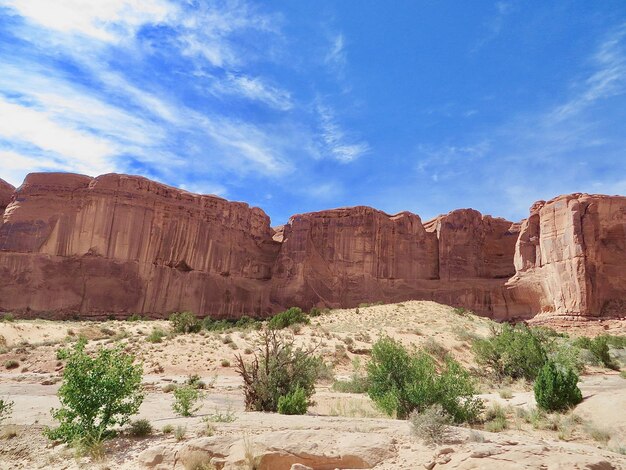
xmin=270 ymin=207 xmax=520 ymax=318
xmin=0 ymin=173 xmax=279 ymax=319
xmin=1 ymin=172 xmax=623 ymax=321
xmin=0 ymin=178 xmax=14 ymax=222
xmin=506 ymin=194 xmax=626 ymax=318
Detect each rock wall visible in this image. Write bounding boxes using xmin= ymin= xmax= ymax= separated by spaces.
xmin=270 ymin=207 xmax=520 ymax=318
xmin=0 ymin=178 xmax=14 ymax=223
xmin=506 ymin=194 xmax=626 ymax=318
xmin=0 ymin=172 xmax=624 ymax=320
xmin=0 ymin=173 xmax=279 ymax=319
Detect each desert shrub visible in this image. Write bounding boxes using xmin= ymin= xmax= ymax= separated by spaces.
xmin=205 ymin=405 xmax=237 ymax=423
xmin=472 ymin=324 xmax=547 ymax=380
xmin=309 ymin=307 xmax=322 ymax=317
xmin=0 ymin=398 xmax=14 ymax=424
xmin=184 ymin=451 xmax=216 ymax=470
xmin=4 ymin=360 xmax=18 ymax=369
xmin=172 ymin=385 xmax=203 ymax=417
xmin=220 ymin=359 xmax=230 ymax=367
xmin=185 ymin=374 xmax=206 ymax=389
xmin=147 ymin=328 xmax=166 ymax=343
xmin=621 ymin=370 xmax=626 ymax=379
xmin=484 ymin=402 xmax=508 ymax=432
xmin=332 ymin=357 xmax=369 ymax=393
xmin=169 ymin=311 xmax=201 ymax=334
xmin=129 ymin=418 xmax=153 ymax=437
xmin=235 ymin=328 xmax=321 ymax=412
xmin=162 ymin=424 xmax=174 ymax=434
xmin=277 ymin=386 xmax=308 ymax=415
xmin=409 ymin=404 xmax=452 ymax=445
xmin=367 ymin=336 xmax=483 ymax=422
xmin=549 ymin=341 xmax=585 ymax=373
xmin=162 ymin=383 xmax=176 ymax=393
xmin=268 ymin=307 xmax=309 ymax=330
xmin=573 ymin=335 xmax=619 ymax=370
xmin=174 ymin=425 xmax=186 ymax=441
xmin=534 ymin=361 xmax=582 ymax=412
xmin=1 ymin=313 xmax=15 ymax=322
xmin=44 ymin=338 xmax=143 ymax=444
xmin=127 ymin=313 xmax=143 ymax=322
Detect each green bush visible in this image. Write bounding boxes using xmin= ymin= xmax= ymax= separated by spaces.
xmin=129 ymin=418 xmax=153 ymax=437
xmin=44 ymin=339 xmax=144 ymax=443
xmin=534 ymin=361 xmax=582 ymax=412
xmin=367 ymin=336 xmax=483 ymax=422
xmin=4 ymin=360 xmax=19 ymax=370
xmin=169 ymin=311 xmax=201 ymax=334
xmin=172 ymin=385 xmax=203 ymax=417
xmin=0 ymin=398 xmax=14 ymax=424
xmin=147 ymin=328 xmax=166 ymax=343
xmin=235 ymin=329 xmax=321 ymax=412
xmin=277 ymin=386 xmax=308 ymax=415
xmin=472 ymin=324 xmax=547 ymax=380
xmin=268 ymin=307 xmax=309 ymax=330
xmin=573 ymin=335 xmax=619 ymax=370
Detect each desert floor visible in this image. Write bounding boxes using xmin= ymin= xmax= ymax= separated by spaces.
xmin=0 ymin=301 xmax=625 ymax=469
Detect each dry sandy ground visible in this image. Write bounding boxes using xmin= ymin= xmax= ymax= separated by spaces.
xmin=0 ymin=300 xmax=625 ymax=469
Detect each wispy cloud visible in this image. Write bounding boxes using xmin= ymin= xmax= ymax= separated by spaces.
xmin=316 ymin=103 xmax=369 ymax=163
xmin=206 ymin=73 xmax=293 ymax=110
xmin=471 ymin=1 xmax=515 ymax=53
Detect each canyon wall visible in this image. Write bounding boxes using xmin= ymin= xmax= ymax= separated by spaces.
xmin=505 ymin=194 xmax=626 ymax=318
xmin=0 ymin=172 xmax=624 ymax=320
xmin=0 ymin=173 xmax=279 ymax=319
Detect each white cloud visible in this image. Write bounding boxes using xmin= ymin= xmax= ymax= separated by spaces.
xmin=1 ymin=0 xmax=175 ymax=42
xmin=317 ymin=103 xmax=369 ymax=162
xmin=0 ymin=97 xmax=116 ymax=175
xmin=206 ymin=73 xmax=293 ymax=110
xmin=325 ymin=34 xmax=346 ymax=68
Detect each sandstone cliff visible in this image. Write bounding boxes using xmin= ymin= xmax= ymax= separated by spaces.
xmin=506 ymin=193 xmax=626 ymax=318
xmin=0 ymin=178 xmax=14 ymax=223
xmin=0 ymin=173 xmax=279 ymax=319
xmin=0 ymin=172 xmax=624 ymax=320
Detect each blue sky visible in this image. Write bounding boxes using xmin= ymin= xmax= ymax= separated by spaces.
xmin=1 ymin=1 xmax=625 ymax=225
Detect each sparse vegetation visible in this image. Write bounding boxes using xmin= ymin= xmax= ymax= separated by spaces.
xmin=172 ymin=385 xmax=203 ymax=417
xmin=162 ymin=424 xmax=174 ymax=434
xmin=129 ymin=418 xmax=153 ymax=437
xmin=0 ymin=398 xmax=14 ymax=424
xmin=169 ymin=311 xmax=201 ymax=334
xmin=4 ymin=359 xmax=19 ymax=369
xmin=367 ymin=336 xmax=483 ymax=422
xmin=174 ymin=425 xmax=187 ymax=441
xmin=235 ymin=328 xmax=321 ymax=412
xmin=409 ymin=404 xmax=453 ymax=445
xmin=484 ymin=403 xmax=508 ymax=432
xmin=268 ymin=307 xmax=310 ymax=330
xmin=472 ymin=324 xmax=547 ymax=381
xmin=147 ymin=327 xmax=167 ymax=343
xmin=573 ymin=335 xmax=620 ymax=370
xmin=534 ymin=361 xmax=582 ymax=412
xmin=332 ymin=357 xmax=369 ymax=393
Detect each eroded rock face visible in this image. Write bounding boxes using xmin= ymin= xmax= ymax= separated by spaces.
xmin=506 ymin=194 xmax=626 ymax=318
xmin=0 ymin=172 xmax=624 ymax=320
xmin=0 ymin=173 xmax=280 ymax=319
xmin=0 ymin=178 xmax=15 ymax=222
xmin=270 ymin=207 xmax=519 ymax=319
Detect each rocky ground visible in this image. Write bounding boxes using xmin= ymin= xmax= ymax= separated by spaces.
xmin=0 ymin=301 xmax=625 ymax=469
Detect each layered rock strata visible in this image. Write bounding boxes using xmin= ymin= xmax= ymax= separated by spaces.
xmin=0 ymin=172 xmax=624 ymax=320
xmin=506 ymin=194 xmax=626 ymax=318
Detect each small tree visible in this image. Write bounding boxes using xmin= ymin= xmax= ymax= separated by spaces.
xmin=235 ymin=328 xmax=321 ymax=412
xmin=169 ymin=311 xmax=201 ymax=334
xmin=367 ymin=336 xmax=482 ymax=422
xmin=472 ymin=324 xmax=547 ymax=380
xmin=45 ymin=339 xmax=144 ymax=443
xmin=534 ymin=361 xmax=582 ymax=412
xmin=172 ymin=385 xmax=203 ymax=417
xmin=268 ymin=307 xmax=309 ymax=330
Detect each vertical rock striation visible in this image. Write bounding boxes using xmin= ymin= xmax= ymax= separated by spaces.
xmin=506 ymin=194 xmax=626 ymax=318
xmin=0 ymin=172 xmax=624 ymax=320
